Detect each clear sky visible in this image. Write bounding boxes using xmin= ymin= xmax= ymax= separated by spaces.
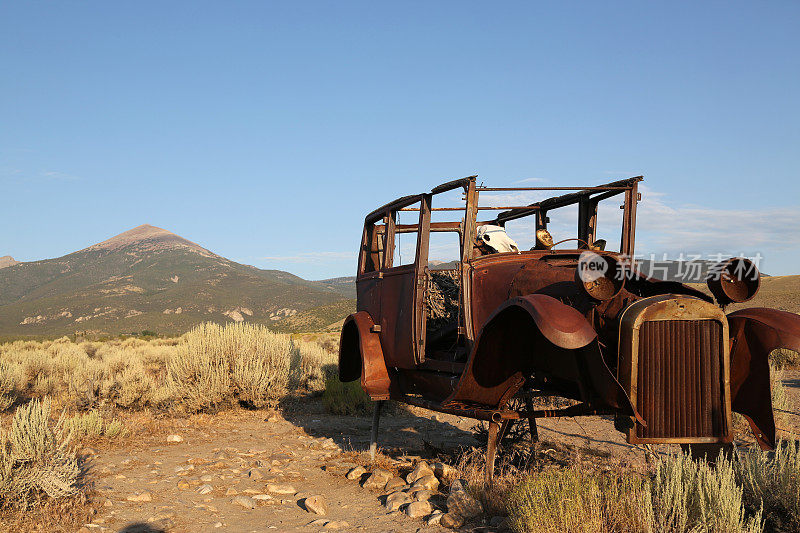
xmin=2 ymin=2 xmax=798 ymax=279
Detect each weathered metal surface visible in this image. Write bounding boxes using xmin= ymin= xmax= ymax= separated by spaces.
xmin=342 ymin=174 xmax=789 ymax=462
xmin=707 ymin=257 xmax=761 ymax=306
xmin=618 ymin=295 xmax=732 ymax=444
xmin=727 ymin=307 xmax=800 ymax=449
xmin=338 ymin=312 xmax=393 ymax=400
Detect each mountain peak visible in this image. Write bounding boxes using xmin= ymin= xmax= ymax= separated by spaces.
xmin=0 ymin=256 xmax=19 ymax=269
xmin=85 ymin=224 xmax=216 ymax=256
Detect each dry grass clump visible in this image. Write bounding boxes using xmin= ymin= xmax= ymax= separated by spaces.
xmin=505 ymin=451 xmax=763 ymax=533
xmin=737 ymin=440 xmax=800 ymax=531
xmin=63 ymin=410 xmax=128 ymax=440
xmin=0 ymin=398 xmax=82 ymax=509
xmin=770 ymin=348 xmax=799 ymax=368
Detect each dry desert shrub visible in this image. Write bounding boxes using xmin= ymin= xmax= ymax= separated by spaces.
xmin=63 ymin=410 xmax=128 ymax=440
xmin=737 ymin=440 xmax=800 ymax=531
xmin=293 ymin=340 xmax=337 ymax=392
xmin=507 ymin=451 xmax=762 ymax=533
xmin=0 ymin=398 xmax=82 ymax=509
xmin=165 ymin=322 xmax=294 ymax=411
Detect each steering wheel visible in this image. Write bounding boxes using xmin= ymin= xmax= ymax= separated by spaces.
xmin=550 ymin=238 xmax=591 ymax=249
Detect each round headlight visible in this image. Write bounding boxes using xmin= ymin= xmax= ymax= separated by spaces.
xmin=576 ymin=251 xmax=625 ymax=301
xmin=706 ymin=257 xmax=760 ymax=306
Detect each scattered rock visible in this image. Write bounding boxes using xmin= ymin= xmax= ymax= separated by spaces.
xmin=102 ymin=499 xmax=113 ymax=508
xmin=412 ymin=489 xmax=434 ymax=502
xmin=200 ymin=474 xmax=214 ymax=482
xmin=126 ymin=491 xmax=152 ymax=502
xmin=345 ymin=466 xmax=366 ymax=480
xmin=405 ymin=500 xmax=433 ymax=518
xmin=307 ymin=519 xmax=327 ymax=527
xmin=433 ymin=461 xmax=456 ymax=479
xmin=324 ymin=521 xmax=350 ymax=529
xmin=246 ymin=468 xmax=264 ymax=480
xmin=384 ymin=491 xmax=412 ymax=512
xmin=411 ymin=474 xmax=439 ymax=491
xmin=225 ymin=487 xmax=238 ymax=496
xmin=440 ymin=512 xmax=465 ymax=528
xmin=303 ymin=495 xmax=328 ymax=515
xmin=166 ymin=434 xmax=183 ymax=443
xmin=361 ymin=468 xmax=393 ymax=489
xmin=252 ymin=494 xmax=273 ymax=501
xmin=383 ymin=477 xmax=406 ymax=492
xmin=266 ymin=483 xmax=297 ymax=495
xmin=426 ymin=510 xmax=444 ymax=525
xmin=197 ymin=484 xmax=213 ymax=495
xmin=406 ymin=462 xmax=433 ymax=484
xmin=446 ymin=480 xmax=483 ymax=520
xmin=232 ymin=495 xmax=256 ymax=509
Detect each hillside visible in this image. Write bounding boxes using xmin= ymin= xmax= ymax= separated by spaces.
xmin=0 ymin=225 xmax=353 ymax=336
xmin=0 ymin=256 xmax=19 ymax=269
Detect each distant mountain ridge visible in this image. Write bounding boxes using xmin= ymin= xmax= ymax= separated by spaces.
xmin=0 ymin=225 xmax=353 ymax=336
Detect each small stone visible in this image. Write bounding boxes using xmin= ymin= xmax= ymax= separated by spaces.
xmin=384 ymin=491 xmax=412 ymax=512
xmin=412 ymin=489 xmax=434 ymax=501
xmin=252 ymin=494 xmax=272 ymax=501
xmin=433 ymin=461 xmax=456 ymax=479
xmin=177 ymin=480 xmax=190 ymax=490
xmin=446 ymin=481 xmax=483 ymax=520
xmin=246 ymin=468 xmax=264 ymax=480
xmin=225 ymin=487 xmax=238 ymax=496
xmin=166 ymin=434 xmax=183 ymax=443
xmin=233 ymin=495 xmax=256 ymax=509
xmin=361 ymin=468 xmax=392 ymax=489
xmin=303 ymin=495 xmax=328 ymax=515
xmin=266 ymin=483 xmax=297 ymax=495
xmin=411 ymin=474 xmax=439 ymax=491
xmin=126 ymin=491 xmax=152 ymax=502
xmin=383 ymin=477 xmax=406 ymax=492
xmin=214 ymin=523 xmax=223 ymax=528
xmin=426 ymin=510 xmax=444 ymax=525
xmin=197 ymin=484 xmax=213 ymax=495
xmin=406 ymin=462 xmax=433 ymax=484
xmin=103 ymin=499 xmax=113 ymax=507
xmin=324 ymin=521 xmax=350 ymax=529
xmin=405 ymin=500 xmax=433 ymax=518
xmin=307 ymin=519 xmax=327 ymax=526
xmin=200 ymin=474 xmax=214 ymax=482
xmin=440 ymin=512 xmax=465 ymax=528
xmin=345 ymin=466 xmax=366 ymax=480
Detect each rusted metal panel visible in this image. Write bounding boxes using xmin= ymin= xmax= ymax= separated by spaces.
xmin=727 ymin=307 xmax=800 ymax=449
xmin=339 ymin=312 xmax=394 ymax=400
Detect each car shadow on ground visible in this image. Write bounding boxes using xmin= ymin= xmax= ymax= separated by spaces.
xmin=279 ymin=396 xmax=481 ymax=459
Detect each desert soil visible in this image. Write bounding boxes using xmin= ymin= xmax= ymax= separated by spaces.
xmin=62 ymin=372 xmax=800 ymax=533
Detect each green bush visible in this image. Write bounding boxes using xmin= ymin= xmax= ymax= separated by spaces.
xmin=322 ymin=378 xmax=371 ymax=416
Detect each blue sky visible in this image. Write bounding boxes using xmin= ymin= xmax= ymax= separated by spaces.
xmin=1 ymin=2 xmax=798 ymax=279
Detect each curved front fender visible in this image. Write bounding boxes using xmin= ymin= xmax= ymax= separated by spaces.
xmin=339 ymin=312 xmax=393 ymax=401
xmin=728 ymin=308 xmax=800 ymax=449
xmin=443 ymin=295 xmax=641 ymax=423
xmin=507 ymin=294 xmax=598 ymax=349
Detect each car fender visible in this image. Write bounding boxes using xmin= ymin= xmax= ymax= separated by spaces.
xmin=728 ymin=308 xmax=800 ymax=449
xmin=338 ymin=312 xmax=393 ymax=401
xmin=444 ymin=295 xmax=642 ymax=423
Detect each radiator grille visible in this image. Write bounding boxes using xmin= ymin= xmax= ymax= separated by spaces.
xmin=636 ymin=320 xmax=726 ymax=439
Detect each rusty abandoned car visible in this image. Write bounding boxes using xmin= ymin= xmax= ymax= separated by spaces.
xmin=338 ymin=176 xmax=800 ymax=479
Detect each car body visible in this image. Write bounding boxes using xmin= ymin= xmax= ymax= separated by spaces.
xmin=338 ymin=176 xmax=800 ymax=471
